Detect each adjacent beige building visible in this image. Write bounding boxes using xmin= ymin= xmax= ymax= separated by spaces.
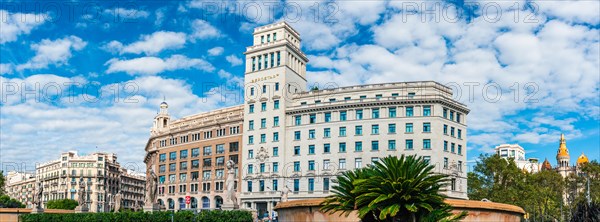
xmin=144 ymin=102 xmax=243 ymax=210
xmin=34 ymin=151 xmax=145 ymax=212
xmin=4 ymin=171 xmax=36 ymax=208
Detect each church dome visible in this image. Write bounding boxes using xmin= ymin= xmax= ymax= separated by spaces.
xmin=577 ymin=153 xmax=589 ymax=165
xmin=160 ymin=101 xmax=168 ymax=108
xmin=556 ymin=134 xmax=569 ymax=159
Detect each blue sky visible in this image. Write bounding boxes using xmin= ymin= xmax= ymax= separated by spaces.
xmin=1 ymin=0 xmax=598 ymax=173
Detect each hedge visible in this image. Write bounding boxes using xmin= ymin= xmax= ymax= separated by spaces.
xmin=20 ymin=210 xmax=253 ymax=222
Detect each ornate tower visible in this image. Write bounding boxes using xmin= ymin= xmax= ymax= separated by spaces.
xmin=556 ymin=134 xmax=571 ymax=178
xmin=151 ymin=100 xmax=170 ymax=136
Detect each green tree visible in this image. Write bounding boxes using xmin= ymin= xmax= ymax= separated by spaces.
xmin=0 ymin=171 xmax=5 ymax=195
xmin=0 ymin=195 xmax=25 ymax=208
xmin=322 ymin=155 xmax=467 ymax=221
xmin=46 ymin=199 xmax=78 ymax=210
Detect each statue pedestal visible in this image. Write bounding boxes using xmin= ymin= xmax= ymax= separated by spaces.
xmin=221 ymin=202 xmax=238 ymax=210
xmin=143 ymin=204 xmax=161 ymax=212
xmin=74 ymin=205 xmax=89 ymax=213
xmin=31 ymin=207 xmax=44 ymax=214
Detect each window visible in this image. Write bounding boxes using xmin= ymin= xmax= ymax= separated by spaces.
xmin=248 ymin=120 xmax=255 ymax=130
xmin=274 ymin=100 xmax=280 ymax=109
xmin=356 ymin=109 xmax=363 ymax=120
xmin=309 ymin=114 xmax=316 ymax=124
xmin=261 ymin=118 xmax=266 ymax=128
xmin=458 ymin=145 xmax=462 ymax=155
xmin=249 ymin=104 xmax=254 ymax=113
xmin=169 ymin=152 xmax=176 ymax=160
xmin=339 ymin=142 xmax=346 ymax=152
xmin=248 ymin=136 xmax=254 ymax=144
xmin=339 ymin=127 xmax=347 ymax=136
xmin=339 ymin=159 xmax=346 ymax=169
xmin=273 ymin=147 xmax=279 ymax=156
xmin=191 ymin=160 xmax=199 ymax=169
xmin=260 ymin=163 xmax=265 ymax=173
xmin=388 ymin=124 xmax=396 ymax=133
xmin=308 ymin=161 xmax=315 ymax=171
xmin=423 ymin=105 xmax=431 ymax=116
xmin=180 ymin=162 xmax=188 ymax=170
xmin=423 ymin=123 xmax=431 ymax=132
xmin=293 ymin=162 xmax=300 ymax=172
xmin=248 ymin=150 xmax=254 ymax=159
xmin=252 ymin=57 xmax=256 ymax=71
xmin=406 ymin=139 xmax=413 ymax=150
xmin=324 ymin=143 xmax=331 ymax=153
xmin=294 ymin=116 xmax=301 ymax=125
xmin=423 ymin=156 xmax=431 ymax=164
xmin=308 ymin=145 xmax=315 ymax=154
xmin=371 ymin=141 xmax=379 ymax=151
xmin=272 ymin=179 xmax=278 ymax=191
xmin=458 ymin=129 xmax=462 ymax=139
xmin=344 ymin=97 xmax=351 ymax=100
xmin=308 ymin=130 xmax=316 ymax=139
xmin=458 ymin=161 xmax=463 ymax=171
xmin=248 ymin=165 xmax=254 ymax=174
xmin=293 ymin=179 xmax=300 ymax=192
xmin=355 ymin=141 xmax=363 ymax=152
xmin=340 ymin=111 xmax=347 ymax=121
xmin=444 ymin=141 xmax=448 ymax=152
xmin=324 ymin=128 xmax=331 ymax=138
xmin=405 ymin=123 xmax=413 ymax=133
xmin=367 ymin=125 xmax=377 ymax=136
xmin=324 ymin=112 xmax=331 ymax=122
xmin=262 ymin=85 xmax=267 ymax=93
xmin=260 ymin=134 xmax=266 ymax=143
xmin=355 ymin=125 xmax=363 ymax=135
xmin=388 ymin=140 xmax=396 ymax=150
xmin=451 ymin=127 xmax=455 ymax=137
xmin=423 ymin=139 xmax=431 ymax=149
xmin=180 ymin=150 xmax=188 ymax=159
xmin=159 ymin=154 xmax=166 ymax=162
xmin=375 ymin=94 xmax=382 ymax=99
xmin=372 ymin=108 xmax=380 ymax=118
xmin=261 ymin=35 xmax=264 ymax=43
xmin=443 ymin=108 xmax=448 ymax=118
xmin=247 ymin=181 xmax=252 ymax=192
xmin=444 ymin=158 xmax=449 ymax=169
xmin=273 ymin=116 xmax=279 ymax=127
xmin=355 ymin=158 xmax=362 ymax=168
xmin=324 ymin=178 xmax=330 ymax=191
xmin=451 ymin=143 xmax=455 ymax=153
xmin=277 ymin=51 xmax=281 ymax=66
xmin=159 ymin=165 xmax=166 ymax=173
xmin=275 ymin=82 xmax=279 ymax=91
xmin=323 ymin=159 xmax=330 ymax=169
xmin=294 ymin=131 xmax=300 ymax=140
xmin=273 ymin=132 xmax=279 ymax=141
xmin=451 ymin=178 xmax=457 ymax=191
xmin=457 ymin=113 xmax=461 ymax=123
xmin=273 ymin=162 xmax=279 ymax=172
xmin=392 ymin=93 xmax=399 ymax=97
xmin=360 ymin=95 xmax=367 ymax=99
xmin=408 ymin=92 xmax=415 ymax=98
xmin=450 ymin=111 xmax=455 ymax=121
xmin=406 ymin=107 xmax=414 ymax=117
xmin=443 ymin=124 xmax=448 ymax=134
xmin=294 ymin=146 xmax=300 ymax=155
xmin=261 ymin=102 xmax=267 ymax=111
xmin=191 ymin=148 xmax=199 ymax=157
xmin=389 ymin=107 xmax=397 ymax=117
xmin=308 ymin=178 xmax=315 ymax=192
xmin=216 ymin=144 xmax=224 ymax=154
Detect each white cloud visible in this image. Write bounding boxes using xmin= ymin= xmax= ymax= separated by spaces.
xmin=104 ymin=31 xmax=187 ymax=55
xmin=225 ymin=54 xmax=243 ymax=66
xmin=105 ymin=54 xmax=215 ymax=75
xmin=16 ymin=36 xmax=87 ymax=71
xmin=191 ymin=19 xmax=220 ymax=39
xmin=0 ymin=63 xmax=13 ymax=75
xmin=0 ymin=10 xmax=46 ymax=44
xmin=208 ymin=47 xmax=224 ymax=56
xmin=103 ymin=8 xmax=150 ymax=19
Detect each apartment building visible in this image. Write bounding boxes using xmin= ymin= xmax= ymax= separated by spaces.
xmin=4 ymin=171 xmax=36 ymax=208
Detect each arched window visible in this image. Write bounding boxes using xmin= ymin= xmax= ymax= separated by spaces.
xmin=191 ymin=197 xmax=197 ymax=209
xmin=178 ymin=198 xmax=185 ymax=209
xmin=168 ymin=198 xmax=174 ymax=209
xmin=214 ymin=196 xmax=223 ymax=209
xmin=201 ymin=196 xmax=210 ymax=209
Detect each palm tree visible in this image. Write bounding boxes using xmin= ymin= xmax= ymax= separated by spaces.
xmin=321 ymin=155 xmax=467 ymax=222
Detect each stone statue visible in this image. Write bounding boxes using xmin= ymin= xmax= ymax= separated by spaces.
xmin=225 ymin=160 xmax=237 ymax=205
xmin=280 ymin=185 xmax=291 ymax=202
xmin=113 ymin=191 xmax=122 ymax=213
xmin=78 ymin=176 xmax=86 ymax=206
xmin=145 ymin=153 xmax=158 ymax=206
xmin=34 ymin=182 xmax=43 ymax=209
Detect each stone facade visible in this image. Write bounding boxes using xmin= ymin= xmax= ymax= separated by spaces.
xmin=4 ymin=171 xmax=36 ymax=208
xmin=144 ymin=104 xmax=244 ymax=210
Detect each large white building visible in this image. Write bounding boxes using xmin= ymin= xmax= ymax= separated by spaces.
xmin=238 ymin=22 xmax=469 ymax=216
xmin=494 ymin=144 xmax=541 ymax=173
